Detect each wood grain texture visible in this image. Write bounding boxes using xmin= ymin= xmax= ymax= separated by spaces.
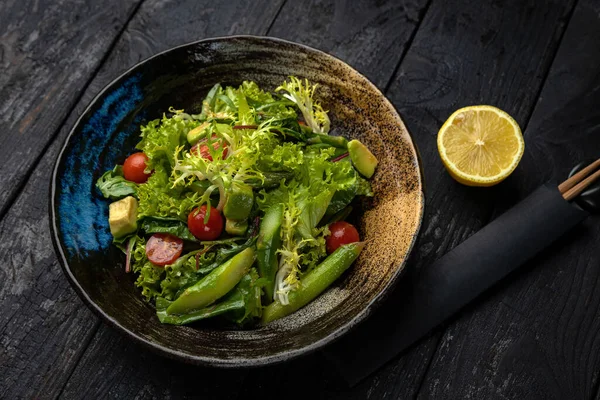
xmin=417 ymin=0 xmax=600 ymax=398
xmin=268 ymin=0 xmax=428 ymax=89
xmin=69 ymin=0 xmax=288 ymax=119
xmin=0 ymin=0 xmax=141 ymax=218
xmin=59 ymin=325 xmax=248 ymax=400
xmin=91 ymin=0 xmax=286 ymax=76
xmin=0 ymin=114 xmax=100 ymax=398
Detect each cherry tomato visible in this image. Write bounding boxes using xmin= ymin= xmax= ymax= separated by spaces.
xmin=123 ymin=152 xmax=152 ymax=183
xmin=145 ymin=233 xmax=184 ymax=266
xmin=188 ymin=205 xmax=224 ymax=241
xmin=326 ymin=221 xmax=360 ymax=254
xmin=191 ymin=135 xmax=228 ymax=161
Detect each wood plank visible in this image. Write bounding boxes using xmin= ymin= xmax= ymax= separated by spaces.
xmin=267 ymin=0 xmax=428 ymax=89
xmin=82 ymin=0 xmax=285 ymax=101
xmin=59 ymin=326 xmax=248 ymax=400
xmin=0 ymin=108 xmax=101 ymax=399
xmin=0 ymin=1 xmax=285 ymax=399
xmin=415 ymin=1 xmax=600 ymax=398
xmin=0 ymin=0 xmax=141 ymax=218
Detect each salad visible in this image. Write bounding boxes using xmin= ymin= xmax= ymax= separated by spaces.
xmin=96 ymin=77 xmax=379 ymax=326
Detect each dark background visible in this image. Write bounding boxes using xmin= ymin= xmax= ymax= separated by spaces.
xmin=2 ymin=0 xmax=600 ymax=398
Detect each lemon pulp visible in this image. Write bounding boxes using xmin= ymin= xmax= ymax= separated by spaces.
xmin=437 ymin=105 xmax=524 ymax=186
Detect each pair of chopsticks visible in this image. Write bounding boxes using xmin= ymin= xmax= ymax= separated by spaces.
xmin=558 ymin=159 xmax=600 ymax=201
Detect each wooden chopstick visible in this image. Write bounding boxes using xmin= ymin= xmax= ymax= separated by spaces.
xmin=558 ymin=158 xmax=600 ymax=195
xmin=563 ymin=168 xmax=600 ymax=201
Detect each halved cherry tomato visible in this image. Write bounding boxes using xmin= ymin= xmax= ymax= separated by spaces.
xmin=326 ymin=221 xmax=360 ymax=254
xmin=188 ymin=205 xmax=224 ymax=241
xmin=145 ymin=233 xmax=184 ymax=266
xmin=191 ymin=135 xmax=228 ymax=161
xmin=123 ymin=152 xmax=152 ymax=183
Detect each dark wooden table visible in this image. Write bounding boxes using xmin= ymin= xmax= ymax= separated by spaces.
xmin=2 ymin=0 xmax=600 ymax=398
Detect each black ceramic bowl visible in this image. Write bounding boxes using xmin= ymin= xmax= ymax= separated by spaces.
xmin=50 ymin=36 xmax=424 ymax=366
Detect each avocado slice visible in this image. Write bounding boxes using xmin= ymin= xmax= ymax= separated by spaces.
xmin=223 ymin=183 xmax=254 ymax=221
xmin=225 ymin=218 xmax=248 ymax=236
xmin=108 ymin=196 xmax=138 ymax=238
xmin=166 ymin=247 xmax=255 ymax=315
xmin=348 ymin=139 xmax=378 ymax=178
xmin=187 ymin=121 xmax=210 ymax=145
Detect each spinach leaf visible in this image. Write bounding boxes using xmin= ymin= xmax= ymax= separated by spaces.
xmin=223 ymin=269 xmax=264 ymax=325
xmin=320 ymin=206 xmax=353 ymax=227
xmin=112 ymin=231 xmax=136 ymax=253
xmin=95 ymin=165 xmax=137 ymax=200
xmin=326 ymin=189 xmax=356 ymax=217
xmin=140 ymin=216 xmax=196 ymax=242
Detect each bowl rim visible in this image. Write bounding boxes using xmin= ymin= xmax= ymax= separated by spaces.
xmin=49 ymin=34 xmax=425 ymax=367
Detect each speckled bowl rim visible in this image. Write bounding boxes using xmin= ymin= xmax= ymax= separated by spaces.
xmin=50 ymin=35 xmax=425 ymax=367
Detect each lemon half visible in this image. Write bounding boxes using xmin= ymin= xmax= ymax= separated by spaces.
xmin=437 ymin=105 xmax=524 ymax=186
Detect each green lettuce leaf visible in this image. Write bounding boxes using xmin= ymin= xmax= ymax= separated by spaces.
xmin=112 ymin=231 xmax=136 ymax=253
xmin=242 ymin=81 xmax=297 ymax=121
xmin=196 ymin=83 xmax=222 ymax=120
xmin=296 ymin=189 xmax=335 ymax=240
xmin=135 ymin=262 xmax=164 ymax=302
xmin=235 ymin=88 xmax=253 ymax=125
xmin=127 ymin=236 xmax=163 ymax=301
xmin=160 ymin=249 xmax=216 ymax=300
xmin=325 ymin=159 xmax=373 ymax=217
xmin=258 ymin=142 xmax=305 ymax=172
xmin=240 ymin=81 xmax=275 ymax=106
xmin=139 ymin=216 xmax=197 ymax=242
xmin=95 ymin=165 xmax=137 ymax=200
xmin=137 ymin=167 xmax=201 ymax=221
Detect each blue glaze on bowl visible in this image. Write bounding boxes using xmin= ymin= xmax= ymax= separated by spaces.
xmin=58 ymin=74 xmax=143 ymax=257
